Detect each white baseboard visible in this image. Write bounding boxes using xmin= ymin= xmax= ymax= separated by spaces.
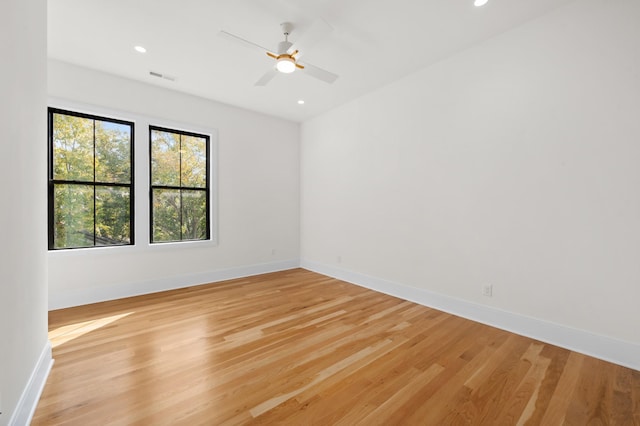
xmin=9 ymin=341 xmax=53 ymax=426
xmin=49 ymin=259 xmax=300 ymax=310
xmin=301 ymin=260 xmax=640 ymax=372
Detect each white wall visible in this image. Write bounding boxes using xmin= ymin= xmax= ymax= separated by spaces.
xmin=0 ymin=0 xmax=51 ymax=424
xmin=47 ymin=60 xmax=300 ymax=309
xmin=301 ymin=0 xmax=640 ymax=358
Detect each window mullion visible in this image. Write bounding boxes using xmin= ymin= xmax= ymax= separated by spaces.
xmin=93 ymin=119 xmax=97 ymax=247
xmin=179 ymin=134 xmax=182 ymax=240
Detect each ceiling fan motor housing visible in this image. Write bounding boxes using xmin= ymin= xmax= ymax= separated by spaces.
xmin=277 ymin=40 xmax=293 ymax=55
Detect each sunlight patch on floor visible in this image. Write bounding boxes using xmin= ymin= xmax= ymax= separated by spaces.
xmin=49 ymin=312 xmax=134 ymax=348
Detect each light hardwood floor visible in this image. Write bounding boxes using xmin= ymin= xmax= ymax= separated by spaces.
xmin=33 ymin=269 xmax=640 ymax=425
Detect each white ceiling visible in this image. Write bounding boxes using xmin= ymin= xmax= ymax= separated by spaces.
xmin=48 ymin=0 xmax=574 ymax=122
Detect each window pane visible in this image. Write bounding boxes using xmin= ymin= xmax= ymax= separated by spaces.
xmin=49 ymin=108 xmax=134 ymax=250
xmin=95 ymin=186 xmax=131 ymax=245
xmin=53 ymin=184 xmax=94 ymax=249
xmin=52 ymin=114 xmax=94 ymax=181
xmin=151 ymin=130 xmax=180 ymax=186
xmin=152 ymin=188 xmax=181 ymax=242
xmin=96 ymin=121 xmax=131 ymax=184
xmin=181 ymin=135 xmax=207 ymax=188
xmin=149 ymin=126 xmax=209 ymax=244
xmin=181 ymin=190 xmax=207 ymax=240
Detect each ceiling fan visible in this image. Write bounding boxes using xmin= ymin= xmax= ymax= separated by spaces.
xmin=219 ymin=21 xmax=339 ymax=86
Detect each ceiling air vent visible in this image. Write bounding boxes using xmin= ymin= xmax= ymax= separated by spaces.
xmin=149 ymin=71 xmax=176 ymax=82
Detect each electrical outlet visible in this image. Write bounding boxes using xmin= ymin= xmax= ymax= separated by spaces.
xmin=482 ymin=284 xmax=493 ymax=297
xmin=336 ymin=255 xmax=342 ymax=264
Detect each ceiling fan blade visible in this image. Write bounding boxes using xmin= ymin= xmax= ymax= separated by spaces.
xmin=254 ymin=68 xmax=278 ymax=86
xmin=288 ymin=18 xmax=333 ymax=59
xmin=218 ymin=30 xmax=270 ymax=53
xmin=299 ymin=62 xmax=339 ymax=84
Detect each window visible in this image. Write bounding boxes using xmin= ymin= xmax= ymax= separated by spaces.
xmin=150 ymin=126 xmax=210 ymax=243
xmin=48 ymin=108 xmax=134 ymax=250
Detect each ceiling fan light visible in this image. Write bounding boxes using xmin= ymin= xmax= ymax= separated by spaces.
xmin=276 ymin=57 xmax=296 ymax=73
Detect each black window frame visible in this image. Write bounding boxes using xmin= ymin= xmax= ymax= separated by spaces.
xmin=149 ymin=125 xmax=211 ymax=244
xmin=47 ymin=107 xmax=135 ymax=250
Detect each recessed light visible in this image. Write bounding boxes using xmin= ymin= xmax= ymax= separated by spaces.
xmin=134 ymin=46 xmax=147 ymax=53
xmin=297 ymin=100 xmax=305 ymax=105
xmin=474 ymin=0 xmax=488 ymax=6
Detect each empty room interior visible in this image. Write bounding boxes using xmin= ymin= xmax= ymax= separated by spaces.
xmin=2 ymin=0 xmax=640 ymax=424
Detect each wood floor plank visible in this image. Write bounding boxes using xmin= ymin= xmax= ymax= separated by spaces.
xmin=610 ymin=366 xmax=634 ymax=426
xmin=633 ymin=370 xmax=640 ymax=424
xmin=32 ymin=269 xmax=640 ymax=425
xmin=569 ymin=356 xmax=613 ymax=424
